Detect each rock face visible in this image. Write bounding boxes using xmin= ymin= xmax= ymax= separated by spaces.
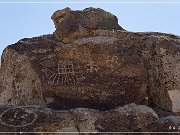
xmin=140 ymin=33 xmax=180 ymax=113
xmin=0 ymin=7 xmax=180 ymax=114
xmin=0 ymin=32 xmax=148 ymax=111
xmin=51 ymin=7 xmax=124 ymax=43
xmin=0 ymin=7 xmax=180 ymax=132
xmin=0 ymin=104 xmax=160 ymax=133
xmin=0 ymin=47 xmax=45 ymax=106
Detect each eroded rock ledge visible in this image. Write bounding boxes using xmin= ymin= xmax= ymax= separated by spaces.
xmin=0 ymin=103 xmax=179 ymax=133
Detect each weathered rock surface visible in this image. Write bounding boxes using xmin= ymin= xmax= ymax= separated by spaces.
xmin=0 ymin=104 xmax=163 ymax=133
xmin=1 ymin=30 xmax=180 ymax=114
xmin=51 ymin=7 xmax=124 ymax=43
xmin=0 ymin=7 xmax=180 ymax=124
xmin=0 ymin=7 xmax=180 ymax=134
xmin=139 ymin=32 xmax=180 ymax=113
xmin=0 ymin=32 xmax=148 ymax=111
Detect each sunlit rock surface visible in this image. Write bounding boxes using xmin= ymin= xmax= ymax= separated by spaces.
xmin=0 ymin=7 xmax=180 ymax=133
xmin=51 ymin=7 xmax=124 ymax=43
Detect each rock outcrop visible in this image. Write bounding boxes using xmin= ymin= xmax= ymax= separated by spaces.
xmin=0 ymin=104 xmax=161 ymax=133
xmin=0 ymin=7 xmax=180 ymax=133
xmin=51 ymin=7 xmax=124 ymax=43
xmin=0 ymin=32 xmax=148 ymax=111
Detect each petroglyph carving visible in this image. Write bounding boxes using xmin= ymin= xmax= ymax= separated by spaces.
xmin=57 ymin=60 xmax=75 ymax=75
xmin=76 ymin=75 xmax=86 ymax=84
xmin=40 ymin=58 xmax=55 ymax=67
xmin=85 ymin=61 xmax=99 ymax=73
xmin=42 ymin=68 xmax=53 ymax=77
xmin=106 ymin=56 xmax=119 ymax=71
xmin=42 ymin=59 xmax=85 ymax=85
xmin=0 ymin=107 xmax=38 ymax=127
xmin=49 ymin=60 xmax=75 ymax=85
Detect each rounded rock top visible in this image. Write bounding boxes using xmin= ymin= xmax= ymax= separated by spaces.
xmin=51 ymin=7 xmax=125 ymax=43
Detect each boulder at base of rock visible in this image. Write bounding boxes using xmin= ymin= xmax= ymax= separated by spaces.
xmin=0 ymin=104 xmax=162 ymax=133
xmin=98 ymin=103 xmax=159 ymax=132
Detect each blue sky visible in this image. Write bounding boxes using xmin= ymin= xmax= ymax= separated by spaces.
xmin=0 ymin=1 xmax=180 ymax=56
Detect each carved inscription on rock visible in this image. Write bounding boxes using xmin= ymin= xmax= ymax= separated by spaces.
xmin=39 ymin=55 xmax=121 ymax=86
xmin=40 ymin=58 xmax=86 ymax=85
xmin=0 ymin=107 xmax=38 ymax=127
xmin=106 ymin=56 xmax=119 ymax=71
xmin=85 ymin=60 xmax=99 ymax=73
xmin=48 ymin=60 xmax=77 ymax=85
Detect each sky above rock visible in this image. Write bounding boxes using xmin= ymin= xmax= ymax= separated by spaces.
xmin=0 ymin=0 xmax=180 ymax=57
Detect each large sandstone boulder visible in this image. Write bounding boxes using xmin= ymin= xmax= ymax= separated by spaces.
xmin=0 ymin=7 xmax=180 ymax=115
xmin=0 ymin=104 xmax=160 ymax=133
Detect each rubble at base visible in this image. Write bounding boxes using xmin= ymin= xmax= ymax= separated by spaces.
xmin=0 ymin=103 xmax=177 ymax=133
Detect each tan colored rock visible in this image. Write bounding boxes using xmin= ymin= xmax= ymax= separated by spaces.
xmin=51 ymin=7 xmax=124 ymax=43
xmin=0 ymin=48 xmax=45 ymax=106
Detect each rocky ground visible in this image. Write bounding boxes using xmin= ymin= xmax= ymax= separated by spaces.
xmin=0 ymin=7 xmax=180 ymax=134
